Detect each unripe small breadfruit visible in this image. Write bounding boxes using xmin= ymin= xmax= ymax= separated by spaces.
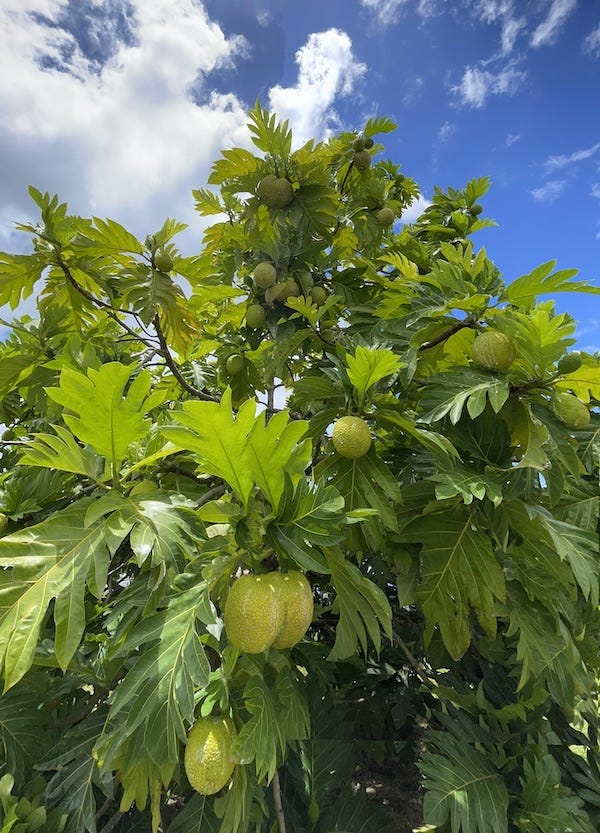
xmin=224 ymin=574 xmax=284 ymax=653
xmin=332 ymin=416 xmax=372 ymax=459
xmin=472 ymin=330 xmax=516 ymax=372
xmin=264 ymin=284 xmax=284 ymax=306
xmin=557 ymin=352 xmax=582 ymax=375
xmin=353 ymin=150 xmax=371 ymax=171
xmin=271 ymin=571 xmax=314 ymax=649
xmin=154 ymin=250 xmax=173 ymax=272
xmin=246 ymin=304 xmax=266 ymax=329
xmin=364 ymin=137 xmax=374 ymax=149
xmin=552 ymin=393 xmax=590 ymax=429
xmin=0 ymin=513 xmax=7 ymax=534
xmin=226 ymin=353 xmax=244 ymax=375
xmin=309 ymin=285 xmax=327 ymax=306
xmin=256 ymin=175 xmax=294 ymax=209
xmin=376 ymin=206 xmax=395 ymax=227
xmin=253 ymin=261 xmax=277 ymax=289
xmin=279 ymin=279 xmax=300 ymax=300
xmin=184 ymin=716 xmax=236 ymax=795
xmin=352 ymin=136 xmax=365 ymax=151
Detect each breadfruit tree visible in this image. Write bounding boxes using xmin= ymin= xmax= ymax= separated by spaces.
xmin=0 ymin=103 xmax=599 ymax=833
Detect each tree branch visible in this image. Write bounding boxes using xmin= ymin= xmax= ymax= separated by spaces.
xmin=272 ymin=769 xmax=287 ymax=833
xmin=419 ymin=319 xmax=474 ymax=351
xmin=152 ymin=314 xmax=217 ymax=401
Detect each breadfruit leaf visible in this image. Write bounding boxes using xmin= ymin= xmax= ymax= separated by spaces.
xmin=420 ymin=724 xmax=508 ymax=833
xmin=19 ymin=424 xmax=102 ymax=480
xmin=0 ymin=251 xmax=47 ymax=309
xmin=345 ymin=345 xmax=401 ymax=394
xmin=401 ymin=511 xmax=506 ymax=659
xmin=418 ymin=369 xmax=510 ymax=424
xmin=46 ymin=363 xmax=163 ymax=471
xmin=502 ymin=259 xmax=600 ymax=311
xmin=0 ymin=499 xmax=110 ymax=687
xmin=325 ymin=546 xmax=393 ymax=661
xmin=96 ymin=586 xmax=214 ymax=769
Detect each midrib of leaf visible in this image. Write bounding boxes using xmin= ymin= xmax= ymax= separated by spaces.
xmin=109 ymin=380 xmax=121 ymax=486
xmin=421 ymin=515 xmax=472 ymax=605
xmin=204 ymin=420 xmax=249 ymax=504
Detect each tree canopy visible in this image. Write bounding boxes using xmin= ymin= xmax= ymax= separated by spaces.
xmin=0 ymin=103 xmax=599 ymax=833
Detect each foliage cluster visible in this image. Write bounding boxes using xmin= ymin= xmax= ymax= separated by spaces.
xmin=0 ymin=104 xmax=599 ymax=833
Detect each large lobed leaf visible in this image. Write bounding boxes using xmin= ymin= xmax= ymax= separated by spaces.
xmin=0 ymin=499 xmax=110 ymax=688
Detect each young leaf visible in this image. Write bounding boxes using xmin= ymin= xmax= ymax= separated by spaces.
xmin=345 ymin=346 xmax=401 ymax=395
xmin=46 ymin=363 xmax=162 ymax=471
xmin=19 ymin=424 xmax=102 ymax=480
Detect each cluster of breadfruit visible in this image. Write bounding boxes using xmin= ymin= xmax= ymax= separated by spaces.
xmin=184 ymin=571 xmax=313 ymax=795
xmin=472 ymin=329 xmax=590 ymax=430
xmin=245 ymin=260 xmax=328 ymax=329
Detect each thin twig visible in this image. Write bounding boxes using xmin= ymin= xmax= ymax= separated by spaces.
xmin=152 ymin=314 xmax=217 ymax=401
xmin=419 ymin=319 xmax=474 ymax=351
xmin=55 ymin=687 xmax=107 ymax=730
xmin=392 ymin=630 xmax=437 ymax=689
xmin=197 ymin=484 xmax=228 ymax=508
xmin=272 ymin=769 xmax=287 ymax=833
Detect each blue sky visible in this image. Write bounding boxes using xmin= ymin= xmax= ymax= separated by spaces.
xmin=0 ymin=0 xmax=599 ymax=349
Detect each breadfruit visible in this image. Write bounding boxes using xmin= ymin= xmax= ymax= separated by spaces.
xmin=353 ymin=150 xmax=371 ymax=171
xmin=557 ymin=352 xmax=582 ymax=375
xmin=184 ymin=716 xmax=236 ymax=795
xmin=271 ymin=571 xmax=314 ymax=649
xmin=253 ymin=261 xmax=277 ymax=289
xmin=376 ymin=207 xmax=395 ymax=227
xmin=257 ymin=175 xmax=294 ymax=208
xmin=472 ymin=330 xmax=516 ymax=372
xmin=154 ymin=250 xmax=173 ymax=272
xmin=246 ymin=304 xmax=266 ymax=329
xmin=224 ymin=573 xmax=284 ymax=653
xmin=332 ymin=416 xmax=372 ymax=459
xmin=552 ymin=392 xmax=590 ymax=429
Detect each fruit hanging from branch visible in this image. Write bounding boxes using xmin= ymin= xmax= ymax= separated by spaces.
xmin=184 ymin=716 xmax=237 ymax=795
xmin=472 ymin=330 xmax=516 ymax=372
xmin=154 ymin=249 xmax=173 ymax=272
xmin=256 ymin=174 xmax=294 ymax=208
xmin=252 ymin=261 xmax=277 ymax=289
xmin=332 ymin=416 xmax=372 ymax=459
xmin=271 ymin=571 xmax=314 ymax=649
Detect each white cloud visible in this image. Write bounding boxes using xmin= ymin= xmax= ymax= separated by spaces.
xmin=582 ymin=22 xmax=600 ymax=59
xmin=438 ymin=121 xmax=456 ymax=143
xmin=268 ymin=29 xmax=366 ymax=147
xmin=543 ymin=142 xmax=600 ymax=172
xmin=590 ymin=183 xmax=600 ymax=199
xmin=0 ymin=0 xmax=254 ymax=249
xmin=468 ymin=2 xmax=525 ymax=54
xmin=531 ymin=0 xmax=577 ymax=48
xmin=505 ymin=132 xmax=520 ymax=146
xmin=500 ymin=15 xmax=526 ymax=53
xmin=359 ymin=0 xmax=435 ymax=26
xmin=530 ymin=180 xmax=567 ymax=203
xmin=452 ymin=64 xmax=526 ymax=108
xmin=400 ymin=195 xmax=432 ymax=225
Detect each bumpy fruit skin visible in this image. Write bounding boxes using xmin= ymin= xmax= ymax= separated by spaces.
xmin=184 ymin=717 xmax=236 ymax=795
xmin=253 ymin=261 xmax=277 ymax=289
xmin=154 ymin=250 xmax=173 ymax=272
xmin=332 ymin=416 xmax=372 ymax=459
xmin=256 ymin=175 xmax=294 ymax=209
xmin=376 ymin=207 xmax=395 ymax=227
xmin=224 ymin=574 xmax=284 ymax=653
xmin=0 ymin=513 xmax=7 ymax=535
xmin=472 ymin=330 xmax=516 ymax=372
xmin=552 ymin=393 xmax=590 ymax=429
xmin=279 ymin=279 xmax=300 ymax=300
xmin=364 ymin=137 xmax=374 ymax=149
xmin=226 ymin=354 xmax=244 ymax=375
xmin=353 ymin=150 xmax=371 ymax=171
xmin=557 ymin=352 xmax=582 ymax=375
xmin=271 ymin=571 xmax=314 ymax=649
xmin=352 ymin=136 xmax=365 ymax=151
xmin=246 ymin=304 xmax=266 ymax=329
xmin=309 ymin=285 xmax=327 ymax=306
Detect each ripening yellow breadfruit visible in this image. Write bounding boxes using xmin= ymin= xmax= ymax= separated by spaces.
xmin=271 ymin=571 xmax=314 ymax=649
xmin=184 ymin=716 xmax=236 ymax=795
xmin=332 ymin=416 xmax=372 ymax=459
xmin=224 ymin=573 xmax=284 ymax=653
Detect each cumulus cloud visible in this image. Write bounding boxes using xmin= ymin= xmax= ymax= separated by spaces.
xmin=400 ymin=195 xmax=432 ymax=225
xmin=582 ymin=22 xmax=600 ymax=59
xmin=452 ymin=64 xmax=526 ymax=108
xmin=0 ymin=0 xmax=254 ymax=249
xmin=543 ymin=142 xmax=600 ymax=173
xmin=530 ymin=180 xmax=567 ymax=203
xmin=531 ymin=0 xmax=577 ymax=48
xmin=268 ymin=29 xmax=366 ymax=147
